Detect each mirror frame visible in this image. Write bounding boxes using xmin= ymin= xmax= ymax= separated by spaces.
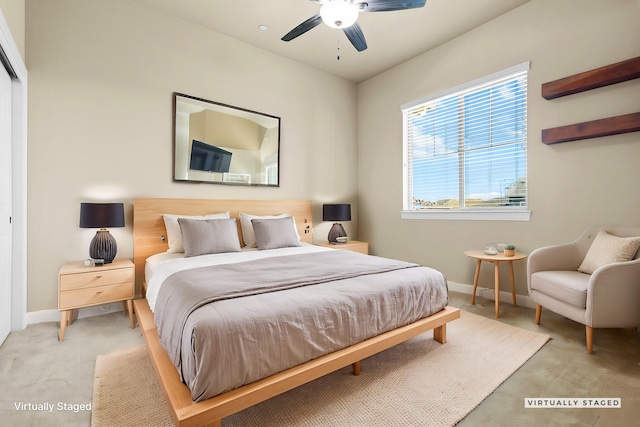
xmin=173 ymin=92 xmax=281 ymax=187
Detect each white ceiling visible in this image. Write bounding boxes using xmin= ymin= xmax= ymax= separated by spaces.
xmin=134 ymin=0 xmax=531 ymax=83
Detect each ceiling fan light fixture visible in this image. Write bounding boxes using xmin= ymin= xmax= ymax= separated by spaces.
xmin=320 ymin=1 xmax=359 ymax=29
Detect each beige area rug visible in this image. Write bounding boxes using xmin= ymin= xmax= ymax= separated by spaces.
xmin=92 ymin=311 xmax=549 ymax=427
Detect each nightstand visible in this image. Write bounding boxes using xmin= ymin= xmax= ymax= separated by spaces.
xmin=316 ymin=240 xmax=369 ymax=254
xmin=58 ymin=258 xmax=135 ymax=342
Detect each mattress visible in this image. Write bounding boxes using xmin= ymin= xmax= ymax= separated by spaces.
xmin=148 ymin=245 xmax=449 ymax=402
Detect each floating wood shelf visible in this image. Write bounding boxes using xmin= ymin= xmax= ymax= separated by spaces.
xmin=541 ymin=112 xmax=640 ymax=145
xmin=541 ymin=56 xmax=640 ymax=144
xmin=542 ymin=56 xmax=640 ymax=100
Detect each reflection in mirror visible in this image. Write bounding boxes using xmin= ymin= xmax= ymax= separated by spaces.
xmin=173 ymin=93 xmax=280 ymax=186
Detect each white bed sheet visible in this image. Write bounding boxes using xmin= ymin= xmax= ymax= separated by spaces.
xmin=145 ymin=243 xmax=332 ymax=312
xmin=144 ymin=252 xmax=184 ymax=285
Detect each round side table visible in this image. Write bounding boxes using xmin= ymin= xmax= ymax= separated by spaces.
xmin=464 ymin=250 xmax=528 ymax=318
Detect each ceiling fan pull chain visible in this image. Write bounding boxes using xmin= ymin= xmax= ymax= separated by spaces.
xmin=337 ymin=40 xmax=341 ymax=61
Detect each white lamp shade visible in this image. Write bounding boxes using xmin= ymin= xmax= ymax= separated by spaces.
xmin=320 ymin=1 xmax=359 ymax=29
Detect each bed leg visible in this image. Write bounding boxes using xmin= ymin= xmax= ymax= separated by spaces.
xmin=433 ymin=324 xmax=447 ymax=344
xmin=352 ymin=361 xmax=361 ymax=376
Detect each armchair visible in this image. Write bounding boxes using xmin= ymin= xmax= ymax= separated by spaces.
xmin=527 ymin=226 xmax=640 ymax=354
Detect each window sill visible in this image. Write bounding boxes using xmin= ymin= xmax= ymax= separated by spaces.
xmin=400 ymin=209 xmax=531 ymax=221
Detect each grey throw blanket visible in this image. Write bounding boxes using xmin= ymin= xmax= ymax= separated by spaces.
xmin=154 ymin=250 xmax=419 ymax=372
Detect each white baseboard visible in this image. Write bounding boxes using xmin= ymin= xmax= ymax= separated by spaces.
xmin=448 ymin=281 xmax=537 ymax=310
xmin=26 ymin=303 xmax=126 ymax=325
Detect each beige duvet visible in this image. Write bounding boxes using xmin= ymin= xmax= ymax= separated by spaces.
xmin=154 ymin=249 xmax=449 ymax=402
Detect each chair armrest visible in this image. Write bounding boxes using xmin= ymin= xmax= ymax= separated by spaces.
xmin=587 ymin=258 xmax=640 ymax=328
xmin=527 ymin=242 xmax=583 ymax=275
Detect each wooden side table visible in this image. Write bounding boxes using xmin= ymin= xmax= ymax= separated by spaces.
xmin=58 ymin=258 xmax=135 ymax=341
xmin=316 ymin=240 xmax=369 ymax=254
xmin=464 ymin=250 xmax=527 ymax=318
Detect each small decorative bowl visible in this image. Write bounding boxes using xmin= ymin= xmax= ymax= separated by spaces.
xmin=483 ymin=246 xmax=498 ymax=255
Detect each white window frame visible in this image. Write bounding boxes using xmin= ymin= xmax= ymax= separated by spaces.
xmin=401 ymin=62 xmax=531 ymax=221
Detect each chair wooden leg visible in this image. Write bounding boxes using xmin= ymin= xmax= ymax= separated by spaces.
xmin=535 ymin=304 xmax=542 ymax=325
xmin=586 ymin=326 xmax=593 ymax=354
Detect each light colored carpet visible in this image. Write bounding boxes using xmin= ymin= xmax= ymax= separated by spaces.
xmin=92 ymin=311 xmax=549 ymax=427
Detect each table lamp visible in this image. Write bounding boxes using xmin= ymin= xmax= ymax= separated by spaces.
xmin=322 ymin=204 xmax=351 ymax=243
xmin=79 ymin=202 xmax=125 ymax=264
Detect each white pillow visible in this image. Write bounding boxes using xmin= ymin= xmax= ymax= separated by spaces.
xmin=578 ymin=230 xmax=640 ymax=274
xmin=163 ymin=212 xmax=229 ymax=253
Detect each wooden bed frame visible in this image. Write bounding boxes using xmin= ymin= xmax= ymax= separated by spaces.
xmin=132 ymin=198 xmax=461 ymax=427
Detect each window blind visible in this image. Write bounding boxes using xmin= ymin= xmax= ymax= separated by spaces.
xmin=402 ymin=63 xmax=529 ymax=215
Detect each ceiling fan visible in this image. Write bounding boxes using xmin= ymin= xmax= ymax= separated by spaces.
xmin=281 ymin=0 xmax=427 ymax=52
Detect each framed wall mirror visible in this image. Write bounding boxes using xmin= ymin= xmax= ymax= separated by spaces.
xmin=173 ymin=92 xmax=280 ymax=186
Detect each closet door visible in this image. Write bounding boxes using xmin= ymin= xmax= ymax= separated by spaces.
xmin=0 ymin=62 xmax=11 ymax=346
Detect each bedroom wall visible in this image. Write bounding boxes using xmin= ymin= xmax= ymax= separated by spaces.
xmin=25 ymin=0 xmax=358 ymax=312
xmin=357 ymin=0 xmax=640 ymax=297
xmin=0 ymin=0 xmax=24 ymax=59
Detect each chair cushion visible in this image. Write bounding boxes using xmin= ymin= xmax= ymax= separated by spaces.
xmin=530 ymin=271 xmax=590 ymax=309
xmin=578 ymin=230 xmax=640 ymax=274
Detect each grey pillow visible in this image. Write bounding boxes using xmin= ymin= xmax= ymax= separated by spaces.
xmin=251 ymin=216 xmax=302 ymax=250
xmin=178 ymin=218 xmax=241 ymax=257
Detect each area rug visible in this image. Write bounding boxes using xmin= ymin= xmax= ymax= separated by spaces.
xmin=91 ymin=310 xmax=549 ymax=427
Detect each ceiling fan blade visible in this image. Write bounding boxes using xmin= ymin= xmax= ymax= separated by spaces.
xmin=343 ymin=23 xmax=367 ymax=52
xmin=281 ymin=14 xmax=323 ymax=41
xmin=357 ymin=0 xmax=426 ymax=12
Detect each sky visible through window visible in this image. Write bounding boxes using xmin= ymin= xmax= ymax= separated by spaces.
xmin=408 ymin=75 xmax=527 ymax=208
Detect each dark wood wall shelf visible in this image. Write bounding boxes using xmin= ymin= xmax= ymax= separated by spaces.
xmin=542 ymin=56 xmax=640 ymax=100
xmin=541 ymin=112 xmax=640 ymax=145
xmin=541 ymin=56 xmax=640 ymax=144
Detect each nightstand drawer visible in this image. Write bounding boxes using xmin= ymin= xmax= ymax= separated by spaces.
xmin=59 ymin=268 xmax=133 ymax=291
xmin=341 ymin=243 xmax=368 ymax=254
xmin=59 ymin=282 xmax=133 ymax=309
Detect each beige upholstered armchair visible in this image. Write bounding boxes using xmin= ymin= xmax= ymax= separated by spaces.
xmin=527 ymin=226 xmax=640 ymax=354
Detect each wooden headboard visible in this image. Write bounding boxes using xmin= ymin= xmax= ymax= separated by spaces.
xmin=133 ymin=198 xmax=314 ymax=291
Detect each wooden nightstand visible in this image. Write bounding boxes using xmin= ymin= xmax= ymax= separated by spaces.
xmin=316 ymin=240 xmax=369 ymax=254
xmin=58 ymin=258 xmax=135 ymax=342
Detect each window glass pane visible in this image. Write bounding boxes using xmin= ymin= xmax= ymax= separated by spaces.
xmin=403 ymin=65 xmax=528 ymax=213
xmin=412 ymin=152 xmax=459 ymax=208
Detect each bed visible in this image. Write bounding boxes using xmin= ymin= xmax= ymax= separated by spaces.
xmin=132 ymin=198 xmax=460 ymax=427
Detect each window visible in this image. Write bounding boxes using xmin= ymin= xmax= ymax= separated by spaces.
xmin=263 ymin=153 xmax=278 ymax=185
xmin=265 ymin=163 xmax=278 ymax=185
xmin=401 ymin=62 xmax=530 ymax=221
